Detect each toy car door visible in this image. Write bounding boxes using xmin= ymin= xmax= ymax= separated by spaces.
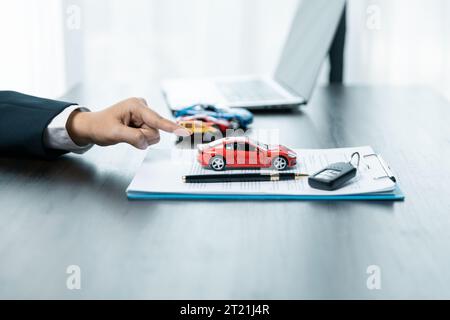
xmin=235 ymin=141 xmax=247 ymax=167
xmin=246 ymin=142 xmax=259 ymax=166
xmin=224 ymin=142 xmax=236 ymax=166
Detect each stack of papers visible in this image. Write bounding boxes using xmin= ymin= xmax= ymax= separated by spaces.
xmin=126 ymin=146 xmax=404 ymax=201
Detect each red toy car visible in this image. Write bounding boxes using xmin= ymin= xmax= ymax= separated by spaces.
xmin=177 ymin=115 xmax=235 ymax=133
xmin=197 ymin=137 xmax=297 ymax=171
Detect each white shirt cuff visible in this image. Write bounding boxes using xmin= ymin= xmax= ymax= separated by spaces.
xmin=43 ymin=105 xmax=93 ymax=154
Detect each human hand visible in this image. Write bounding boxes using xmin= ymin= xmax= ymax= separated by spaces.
xmin=66 ymin=97 xmax=191 ymax=149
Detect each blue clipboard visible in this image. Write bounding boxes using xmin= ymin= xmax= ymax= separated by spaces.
xmin=127 ymin=186 xmax=405 ymax=201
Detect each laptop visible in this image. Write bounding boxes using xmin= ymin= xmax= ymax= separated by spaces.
xmin=162 ymin=0 xmax=346 ymax=111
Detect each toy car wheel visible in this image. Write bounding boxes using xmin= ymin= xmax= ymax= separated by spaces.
xmin=272 ymin=156 xmax=288 ymax=171
xmin=209 ymin=156 xmax=226 ymax=171
xmin=203 ymin=132 xmax=217 ymax=143
xmin=204 ymin=134 xmax=216 ymax=142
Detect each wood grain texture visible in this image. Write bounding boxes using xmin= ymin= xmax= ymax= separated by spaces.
xmin=1 ymin=84 xmax=449 ymax=299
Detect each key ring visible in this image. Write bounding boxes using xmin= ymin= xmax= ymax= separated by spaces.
xmin=350 ymin=152 xmax=361 ymax=169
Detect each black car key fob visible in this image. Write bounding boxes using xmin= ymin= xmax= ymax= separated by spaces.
xmin=308 ymin=153 xmax=360 ymax=191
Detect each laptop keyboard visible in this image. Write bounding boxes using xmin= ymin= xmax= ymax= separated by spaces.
xmin=216 ymin=80 xmax=285 ymax=103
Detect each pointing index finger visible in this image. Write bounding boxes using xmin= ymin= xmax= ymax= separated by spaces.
xmin=141 ymin=107 xmax=191 ymax=136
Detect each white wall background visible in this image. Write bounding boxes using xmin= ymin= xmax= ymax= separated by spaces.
xmin=0 ymin=0 xmax=84 ymax=98
xmin=1 ymin=0 xmax=450 ymax=100
xmin=81 ymin=0 xmax=298 ymax=86
xmin=0 ymin=0 xmax=66 ymax=97
xmin=346 ymin=0 xmax=450 ymax=97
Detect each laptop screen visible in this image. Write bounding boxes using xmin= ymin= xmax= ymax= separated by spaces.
xmin=275 ymin=0 xmax=346 ymax=101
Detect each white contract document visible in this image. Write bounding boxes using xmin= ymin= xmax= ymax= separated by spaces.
xmin=126 ymin=146 xmax=398 ymax=199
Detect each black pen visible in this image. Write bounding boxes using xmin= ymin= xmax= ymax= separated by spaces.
xmin=182 ymin=172 xmax=309 ymax=184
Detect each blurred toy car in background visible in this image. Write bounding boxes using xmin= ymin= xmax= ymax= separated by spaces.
xmin=174 ymin=104 xmax=253 ymax=129
xmin=177 ymin=115 xmax=233 ymax=133
xmin=176 ymin=120 xmax=221 ymax=143
xmin=197 ymin=137 xmax=297 ymax=171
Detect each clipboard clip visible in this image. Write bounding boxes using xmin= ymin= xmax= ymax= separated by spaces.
xmin=363 ymin=154 xmax=397 ymax=183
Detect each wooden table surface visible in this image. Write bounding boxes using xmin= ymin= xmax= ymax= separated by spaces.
xmin=1 ymin=84 xmax=449 ymax=299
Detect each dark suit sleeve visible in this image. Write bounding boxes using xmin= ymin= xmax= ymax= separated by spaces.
xmin=0 ymin=91 xmax=77 ymax=159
